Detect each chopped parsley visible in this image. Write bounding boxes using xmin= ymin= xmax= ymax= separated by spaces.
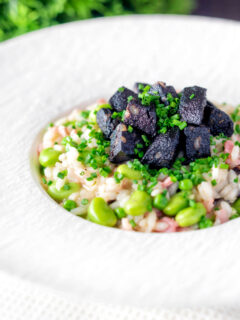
xmin=231 ymin=105 xmax=240 ymax=122
xmin=234 ymin=141 xmax=240 ymax=147
xmin=114 ymin=171 xmax=124 ymax=184
xmin=86 ymin=172 xmax=97 ymax=181
xmin=57 ymin=170 xmax=67 ymax=179
xmin=63 ymin=121 xmax=76 ymax=128
xmin=111 ymin=111 xmax=119 ymax=119
xmin=77 ymin=120 xmax=88 ymax=128
xmin=118 ymin=87 xmax=124 ymax=92
xmin=138 ymin=88 xmax=187 ymax=133
xmin=189 ymin=93 xmax=195 ymax=100
xmin=137 ymin=85 xmax=152 ymax=105
xmin=63 ymin=200 xmax=77 ymax=211
xmin=99 ymin=167 xmax=111 ymax=177
xmin=81 ymin=110 xmax=90 ymax=119
xmin=220 ymin=163 xmax=229 ymax=169
xmin=129 ymin=219 xmax=137 ymax=228
xmin=235 ymin=124 xmax=240 ymax=135
xmin=111 ymin=110 xmax=125 ymax=121
xmin=210 ymin=136 xmax=216 ymax=146
xmin=127 ymin=95 xmax=134 ymax=102
xmin=128 ymin=125 xmax=133 ymax=133
xmin=141 ymin=134 xmax=150 ymax=146
xmin=115 ymin=208 xmax=127 ymax=219
xmin=138 ymin=83 xmax=145 ymax=91
xmin=198 ymin=216 xmax=213 ymax=229
xmin=81 ymin=198 xmax=89 ymax=205
xmin=211 ymin=179 xmax=217 ymax=186
xmin=134 ymin=147 xmax=144 ymax=158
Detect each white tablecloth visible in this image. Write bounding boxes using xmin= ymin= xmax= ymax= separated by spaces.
xmin=0 ymin=270 xmax=239 ymax=320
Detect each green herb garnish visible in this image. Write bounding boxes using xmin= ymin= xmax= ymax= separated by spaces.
xmin=128 ymin=125 xmax=133 ymax=133
xmin=129 ymin=219 xmax=137 ymax=227
xmin=211 ymin=179 xmax=217 ymax=186
xmin=86 ymin=172 xmax=97 ymax=181
xmin=118 ymin=87 xmax=124 ymax=93
xmin=189 ymin=93 xmax=195 ymax=100
xmin=81 ymin=198 xmax=89 ymax=205
xmin=57 ymin=170 xmax=67 ymax=179
xmin=63 ymin=200 xmax=77 ymax=211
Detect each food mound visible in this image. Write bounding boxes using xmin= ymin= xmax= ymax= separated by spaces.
xmin=38 ymin=81 xmax=240 ymax=232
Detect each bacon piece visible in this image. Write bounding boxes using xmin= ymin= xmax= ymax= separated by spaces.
xmin=161 ymin=176 xmax=173 ymax=189
xmin=215 ymin=209 xmax=229 ymax=224
xmin=155 ymin=217 xmax=178 ymax=233
xmin=224 ymin=140 xmax=234 ymax=154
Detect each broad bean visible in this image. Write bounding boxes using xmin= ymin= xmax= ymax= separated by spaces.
xmin=48 ymin=182 xmax=80 ymax=201
xmin=88 ymin=197 xmax=117 ymax=227
xmin=124 ymin=191 xmax=152 ymax=216
xmin=116 ymin=164 xmax=142 ymax=180
xmin=39 ymin=148 xmax=62 ymax=167
xmin=163 ymin=192 xmax=188 ymax=216
xmin=175 ymin=202 xmax=206 ymax=227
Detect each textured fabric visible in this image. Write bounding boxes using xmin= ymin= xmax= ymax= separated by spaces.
xmin=1 ymin=15 xmax=240 ymax=319
xmin=0 ymin=270 xmax=239 ymax=320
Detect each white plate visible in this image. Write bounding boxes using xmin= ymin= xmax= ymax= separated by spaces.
xmin=1 ymin=15 xmax=240 ymax=312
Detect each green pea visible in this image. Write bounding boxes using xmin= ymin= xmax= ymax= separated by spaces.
xmin=163 ymin=192 xmax=188 ymax=216
xmin=232 ymin=198 xmax=240 ymax=214
xmin=179 ymin=179 xmax=193 ymax=191
xmin=63 ymin=200 xmax=77 ymax=211
xmin=116 ymin=164 xmax=142 ymax=180
xmin=124 ymin=190 xmax=152 ymax=216
xmin=48 ymin=182 xmax=80 ymax=201
xmin=39 ymin=148 xmax=62 ymax=167
xmin=175 ymin=203 xmax=206 ymax=227
xmin=88 ymin=197 xmax=117 ymax=227
xmin=89 ymin=103 xmax=112 ymax=123
xmin=153 ymin=193 xmax=168 ymax=210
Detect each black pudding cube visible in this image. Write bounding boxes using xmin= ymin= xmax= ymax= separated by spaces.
xmin=96 ymin=108 xmax=119 ymax=139
xmin=184 ymin=125 xmax=211 ymax=162
xmin=148 ymin=81 xmax=178 ymax=105
xmin=109 ymin=123 xmax=143 ymax=163
xmin=179 ymin=86 xmax=207 ymax=125
xmin=204 ymin=101 xmax=234 ymax=137
xmin=109 ymin=87 xmax=138 ymax=112
xmin=123 ymin=99 xmax=157 ymax=137
xmin=141 ymin=127 xmax=180 ymax=168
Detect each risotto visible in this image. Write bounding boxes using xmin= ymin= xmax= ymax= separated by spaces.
xmin=38 ymin=82 xmax=240 ymax=232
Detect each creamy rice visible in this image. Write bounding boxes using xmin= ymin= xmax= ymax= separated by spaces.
xmin=38 ymin=96 xmax=240 ymax=232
